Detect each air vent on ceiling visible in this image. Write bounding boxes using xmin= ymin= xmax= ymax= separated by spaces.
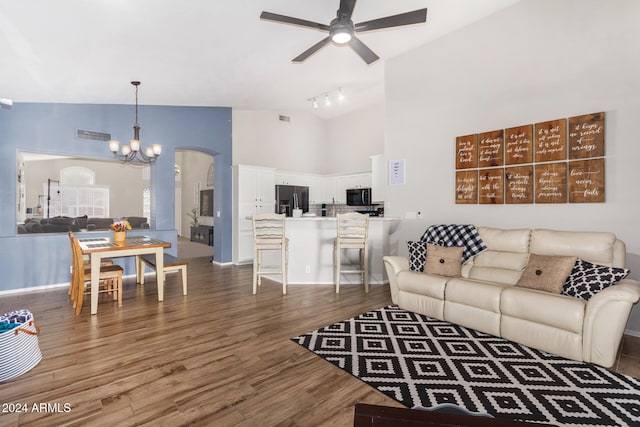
xmin=278 ymin=114 xmax=291 ymax=123
xmin=76 ymin=129 xmax=111 ymax=141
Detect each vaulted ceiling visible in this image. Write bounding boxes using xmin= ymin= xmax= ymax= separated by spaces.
xmin=0 ymin=0 xmax=519 ymax=119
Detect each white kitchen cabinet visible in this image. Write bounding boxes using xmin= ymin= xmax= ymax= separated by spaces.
xmin=307 ymin=175 xmax=323 ymax=204
xmin=370 ymin=154 xmax=385 ymax=203
xmin=233 ymin=165 xmax=275 ymax=263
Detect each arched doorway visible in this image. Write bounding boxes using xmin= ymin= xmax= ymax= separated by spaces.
xmin=175 ymin=149 xmax=215 ymax=260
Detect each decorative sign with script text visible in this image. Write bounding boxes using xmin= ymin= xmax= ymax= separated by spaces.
xmin=505 ymin=125 xmax=533 ymax=165
xmin=569 ymin=158 xmax=605 ymax=203
xmin=569 ymin=112 xmax=605 ymax=159
xmin=505 ymin=165 xmax=533 ymax=204
xmin=535 ymin=163 xmax=567 ymax=203
xmin=478 ymin=130 xmax=504 ymax=168
xmin=535 ymin=119 xmax=567 ymax=162
xmin=455 ymin=170 xmax=478 ymax=204
xmin=456 ymin=134 xmax=478 ymax=169
xmin=479 ymin=168 xmax=504 ymax=204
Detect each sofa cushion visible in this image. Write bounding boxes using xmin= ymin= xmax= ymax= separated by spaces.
xmin=562 ymin=258 xmax=629 ymax=300
xmin=397 ymin=270 xmax=448 ymax=299
xmin=87 ymin=217 xmax=115 ymax=230
xmin=407 ymin=241 xmax=427 ymax=272
xmin=530 ymin=229 xmax=616 ymax=266
xmin=75 ymin=215 xmax=88 ymax=229
xmin=466 ymin=227 xmax=532 ymax=284
xmin=501 ymin=287 xmax=585 ymax=334
xmin=445 ymin=278 xmax=507 ymax=312
xmin=424 ymin=244 xmax=463 ymax=277
xmin=515 ymin=254 xmax=577 ymax=294
xmin=125 ymin=216 xmax=148 ymax=229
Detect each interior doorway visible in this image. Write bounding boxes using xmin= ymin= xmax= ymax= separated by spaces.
xmin=175 ymin=150 xmax=214 ymax=260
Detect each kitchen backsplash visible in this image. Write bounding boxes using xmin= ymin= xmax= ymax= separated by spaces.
xmin=307 ymin=204 xmax=380 ymax=217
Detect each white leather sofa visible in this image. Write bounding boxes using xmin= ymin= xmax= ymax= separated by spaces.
xmin=383 ymin=226 xmax=640 ymax=368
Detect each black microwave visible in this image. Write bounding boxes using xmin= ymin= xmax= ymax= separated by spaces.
xmin=346 ymin=188 xmax=372 ymax=206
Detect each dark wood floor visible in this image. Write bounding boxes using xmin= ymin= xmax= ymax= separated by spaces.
xmin=0 ymin=257 xmax=638 ymax=426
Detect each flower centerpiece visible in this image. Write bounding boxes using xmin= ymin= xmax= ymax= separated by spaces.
xmin=111 ymin=220 xmax=132 ymax=243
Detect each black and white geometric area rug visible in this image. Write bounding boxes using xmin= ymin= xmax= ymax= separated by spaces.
xmin=292 ymin=306 xmax=640 ymax=426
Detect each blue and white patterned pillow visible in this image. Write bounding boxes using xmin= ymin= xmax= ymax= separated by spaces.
xmin=562 ymin=259 xmax=629 ymax=300
xmin=408 ymin=241 xmax=427 ymax=272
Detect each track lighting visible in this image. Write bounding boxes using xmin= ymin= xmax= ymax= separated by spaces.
xmin=308 ymin=88 xmax=345 ymax=110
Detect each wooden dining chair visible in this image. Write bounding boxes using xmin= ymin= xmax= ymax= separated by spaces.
xmin=68 ymin=232 xmax=124 ymax=315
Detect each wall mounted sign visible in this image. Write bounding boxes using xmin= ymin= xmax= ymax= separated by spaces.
xmin=568 ymin=158 xmax=605 ymax=203
xmin=455 ymin=170 xmax=478 ymax=204
xmin=455 ymin=112 xmax=605 ymax=205
xmin=535 ymin=118 xmax=567 ymax=162
xmin=505 ymin=125 xmax=533 ymax=165
xmin=478 ymin=130 xmax=504 ymax=168
xmin=479 ymin=168 xmax=504 ymax=204
xmin=535 ymin=162 xmax=567 ymax=203
xmin=456 ymin=134 xmax=478 ymax=169
xmin=569 ymin=112 xmax=605 ymax=159
xmin=505 ymin=165 xmax=533 ymax=204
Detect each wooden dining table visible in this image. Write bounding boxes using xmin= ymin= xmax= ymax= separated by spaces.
xmin=78 ymin=236 xmax=171 ymax=314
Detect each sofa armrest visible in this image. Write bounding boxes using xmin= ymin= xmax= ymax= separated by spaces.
xmin=383 ymin=256 xmax=409 ymax=305
xmin=582 ymin=279 xmax=640 ymax=367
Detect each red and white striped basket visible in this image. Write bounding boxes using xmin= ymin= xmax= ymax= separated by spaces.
xmin=0 ymin=309 xmax=42 ymax=382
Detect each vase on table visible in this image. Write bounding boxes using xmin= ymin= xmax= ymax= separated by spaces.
xmin=113 ymin=231 xmax=126 ymax=243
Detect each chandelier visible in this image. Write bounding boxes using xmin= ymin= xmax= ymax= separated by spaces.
xmin=108 ymin=81 xmax=161 ymax=162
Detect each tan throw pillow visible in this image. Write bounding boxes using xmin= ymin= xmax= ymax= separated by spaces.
xmin=424 ymin=244 xmax=463 ymax=277
xmin=515 ymin=254 xmax=577 ymax=294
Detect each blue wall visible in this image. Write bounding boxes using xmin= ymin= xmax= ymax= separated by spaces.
xmin=0 ymin=102 xmax=232 ymax=292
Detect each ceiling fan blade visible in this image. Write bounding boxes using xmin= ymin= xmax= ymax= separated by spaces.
xmin=292 ymin=37 xmax=332 ymax=63
xmin=338 ymin=0 xmax=357 ymax=20
xmin=355 ymin=8 xmax=427 ymax=32
xmin=348 ymin=36 xmax=379 ymax=65
xmin=260 ymin=11 xmax=329 ymax=31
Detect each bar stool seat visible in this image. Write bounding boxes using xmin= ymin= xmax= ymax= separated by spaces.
xmin=252 ymin=213 xmax=289 ymax=295
xmin=334 ymin=213 xmax=369 ymax=293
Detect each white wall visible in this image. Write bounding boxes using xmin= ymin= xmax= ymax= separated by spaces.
xmin=385 ymin=0 xmax=640 ymax=333
xmin=324 ymin=103 xmax=385 ymax=174
xmin=232 ymin=106 xmax=384 ymax=175
xmin=232 ymin=110 xmax=327 ymax=174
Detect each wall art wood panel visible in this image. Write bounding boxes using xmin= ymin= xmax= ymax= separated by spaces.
xmin=479 ymin=168 xmax=504 ymax=204
xmin=505 ymin=125 xmax=533 ymax=165
xmin=568 ymin=158 xmax=605 ymax=203
xmin=535 ymin=162 xmax=567 ymax=203
xmin=569 ymin=112 xmax=605 ymax=159
xmin=505 ymin=165 xmax=533 ymax=204
xmin=455 ymin=170 xmax=478 ymax=204
xmin=535 ymin=119 xmax=567 ymax=162
xmin=456 ymin=134 xmax=478 ymax=169
xmin=478 ymin=130 xmax=504 ymax=168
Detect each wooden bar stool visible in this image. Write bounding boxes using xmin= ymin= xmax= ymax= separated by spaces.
xmin=334 ymin=213 xmax=369 ymax=293
xmin=252 ymin=213 xmax=289 ymax=295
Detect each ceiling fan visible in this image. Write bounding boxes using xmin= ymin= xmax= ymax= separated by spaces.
xmin=260 ymin=0 xmax=427 ymax=65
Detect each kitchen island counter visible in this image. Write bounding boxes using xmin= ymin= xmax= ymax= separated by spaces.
xmin=252 ymin=216 xmax=400 ymax=286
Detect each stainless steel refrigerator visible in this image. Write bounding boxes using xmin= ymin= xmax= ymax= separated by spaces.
xmin=275 ymin=185 xmax=309 ymax=216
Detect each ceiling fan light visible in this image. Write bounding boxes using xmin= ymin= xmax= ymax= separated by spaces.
xmin=331 ymin=30 xmax=352 ymax=44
